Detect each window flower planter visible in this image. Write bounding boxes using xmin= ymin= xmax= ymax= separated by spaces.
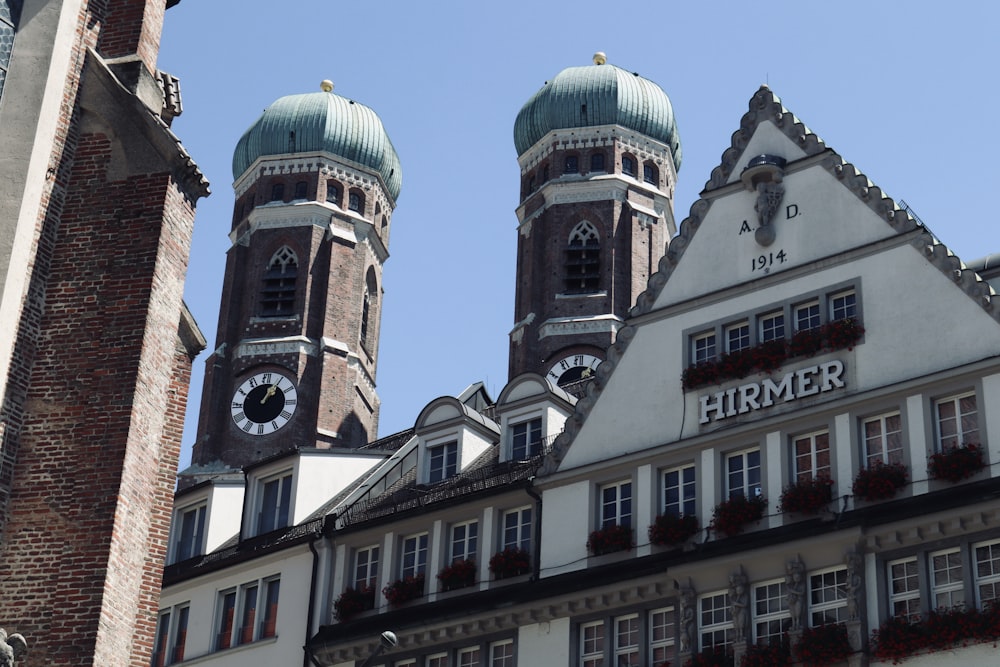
xmin=684 ymin=647 xmax=733 ymax=667
xmin=795 ymin=623 xmax=851 ymax=666
xmin=928 ymin=443 xmax=985 ymax=483
xmin=777 ymin=476 xmax=834 ymax=515
xmin=382 ymin=575 xmax=425 ymax=607
xmin=648 ymin=513 xmax=699 ymax=547
xmin=333 ymin=586 xmax=376 ymax=622
xmin=710 ymin=495 xmax=767 ymax=537
xmin=742 ymin=639 xmax=791 ymax=667
xmin=681 ymin=317 xmax=864 ymax=390
xmin=488 ymin=547 xmax=530 ymax=580
xmin=870 ymin=604 xmax=1000 ymax=663
xmin=437 ymin=558 xmax=476 ymax=591
xmin=586 ymin=524 xmax=633 ymax=556
xmin=852 ymin=461 xmax=908 ymax=502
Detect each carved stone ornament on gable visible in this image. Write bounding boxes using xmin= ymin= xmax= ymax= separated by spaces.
xmin=740 ymin=154 xmax=787 ymax=247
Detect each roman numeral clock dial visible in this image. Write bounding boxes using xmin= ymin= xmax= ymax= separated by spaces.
xmin=230 ymin=371 xmax=298 ymax=436
xmin=547 ymin=354 xmax=602 ymax=387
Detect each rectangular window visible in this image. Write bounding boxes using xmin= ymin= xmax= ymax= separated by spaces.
xmin=795 ymin=301 xmax=821 ymax=331
xmin=511 ymin=418 xmax=543 ymax=459
xmin=580 ymin=620 xmax=605 ymax=667
xmin=753 ymin=580 xmax=790 ymax=645
xmin=600 ymin=480 xmax=633 ymax=529
xmin=429 ymin=442 xmax=458 ymax=482
xmin=699 ymin=592 xmax=733 ymax=651
xmin=663 ymin=465 xmax=696 ymax=517
xmin=726 ymin=322 xmax=750 ymax=353
xmin=261 ymin=578 xmax=280 ymax=639
xmin=792 ymin=431 xmax=831 ymax=482
xmin=590 ymin=153 xmax=605 ymax=173
xmin=759 ymin=312 xmax=785 ymax=342
xmin=726 ymin=449 xmax=761 ymax=499
xmin=172 ymin=606 xmax=189 ymax=664
xmin=216 ymin=590 xmax=237 ymax=650
xmin=490 ymin=639 xmax=515 ymax=667
xmin=355 ymin=545 xmax=380 ymax=590
xmin=257 ymin=473 xmax=292 ymax=534
xmin=450 ymin=520 xmax=478 ymax=563
xmin=830 ymin=290 xmax=857 ymax=321
xmin=153 ymin=609 xmax=171 ymax=667
xmin=614 ymin=614 xmax=640 ymax=666
xmin=888 ymin=557 xmax=921 ymax=621
xmin=649 ymin=607 xmax=675 ymax=666
xmin=458 ymin=647 xmax=480 ymax=667
xmin=427 ymin=653 xmax=449 ymax=667
xmin=974 ymin=539 xmax=1000 ymax=608
xmin=502 ymin=506 xmax=532 ymax=552
xmin=693 ymin=331 xmax=716 ymax=364
xmin=935 ymin=392 xmax=978 ymax=450
xmin=930 ymin=548 xmax=964 ymax=609
xmin=862 ymin=413 xmax=903 ymax=466
xmin=173 ymin=503 xmax=206 ymax=563
xmin=238 ymin=582 xmax=259 ymax=645
xmin=565 ymin=155 xmax=579 ymax=174
xmin=809 ymin=567 xmax=848 ymax=626
xmin=401 ymin=533 xmax=428 ymax=579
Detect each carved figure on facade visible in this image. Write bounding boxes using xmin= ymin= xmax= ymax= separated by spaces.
xmin=754 ymin=181 xmax=784 ymax=246
xmin=729 ymin=569 xmax=749 ymax=642
xmin=679 ymin=587 xmax=696 ymax=653
xmin=0 ymin=630 xmax=27 ymax=667
xmin=846 ymin=550 xmax=864 ymax=622
xmin=786 ymin=557 xmax=806 ymax=631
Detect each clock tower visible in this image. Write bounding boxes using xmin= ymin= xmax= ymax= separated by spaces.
xmin=188 ymin=81 xmax=401 ymax=473
xmin=509 ymin=54 xmax=682 ymax=391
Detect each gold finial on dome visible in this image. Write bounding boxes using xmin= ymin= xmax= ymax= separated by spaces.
xmin=320 ymin=80 xmax=334 ymax=93
xmin=593 ymin=52 xmax=607 ymax=65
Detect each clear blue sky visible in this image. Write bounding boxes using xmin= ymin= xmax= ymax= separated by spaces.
xmin=158 ymin=1 xmax=1000 ymax=470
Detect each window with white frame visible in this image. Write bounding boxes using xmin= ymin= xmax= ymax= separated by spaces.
xmin=401 ymin=533 xmax=428 ymax=579
xmin=888 ymin=557 xmax=921 ymax=621
xmin=427 ymin=653 xmax=449 ymax=667
xmin=931 ymin=548 xmax=965 ymax=609
xmin=354 ymin=545 xmax=379 ymax=591
xmin=792 ymin=431 xmax=831 ymax=482
xmin=152 ymin=604 xmax=189 ymax=667
xmin=502 ymin=507 xmax=532 ymax=552
xmin=649 ymin=607 xmax=675 ymax=666
xmin=759 ymin=312 xmax=785 ymax=342
xmin=935 ymin=392 xmax=978 ymax=450
xmin=699 ymin=592 xmax=733 ymax=651
xmin=663 ymin=464 xmax=696 ymax=517
xmin=830 ymin=290 xmax=856 ymax=321
xmin=428 ymin=441 xmax=458 ymax=483
xmin=726 ymin=322 xmax=750 ymax=353
xmin=490 ymin=639 xmax=515 ymax=666
xmin=450 ymin=520 xmax=478 ymax=563
xmin=215 ymin=577 xmax=280 ymax=650
xmin=753 ymin=580 xmax=790 ymax=645
xmin=395 ymin=660 xmax=417 ymax=667
xmin=862 ymin=413 xmax=903 ymax=466
xmin=580 ymin=620 xmax=605 ymax=667
xmin=511 ymin=417 xmax=542 ymax=459
xmin=457 ymin=647 xmax=479 ymax=667
xmin=600 ymin=480 xmax=633 ymax=529
xmin=795 ymin=301 xmax=821 ymax=332
xmin=172 ymin=503 xmax=206 ymax=563
xmin=809 ymin=567 xmax=847 ymax=626
xmin=726 ymin=449 xmax=761 ymax=499
xmin=614 ymin=614 xmax=640 ymax=666
xmin=974 ymin=539 xmax=1000 ymax=608
xmin=256 ymin=472 xmax=292 ymax=535
xmin=693 ymin=331 xmax=716 ymax=364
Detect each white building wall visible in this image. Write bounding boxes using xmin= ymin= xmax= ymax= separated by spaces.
xmin=518 ymin=618 xmax=570 ymax=666
xmin=540 ymin=480 xmax=590 ymax=576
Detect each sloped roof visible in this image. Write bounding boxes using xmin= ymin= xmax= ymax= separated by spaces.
xmin=539 ymin=85 xmax=1000 ymax=475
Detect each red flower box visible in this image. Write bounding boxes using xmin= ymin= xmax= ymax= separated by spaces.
xmin=852 ymin=461 xmax=908 ymax=502
xmin=710 ymin=494 xmax=767 ymax=537
xmin=795 ymin=623 xmax=851 ymax=665
xmin=870 ymin=603 xmax=1000 ymax=663
xmin=648 ymin=513 xmax=699 ymax=547
xmin=382 ymin=575 xmax=425 ymax=607
xmin=488 ymin=547 xmax=530 ymax=579
xmin=684 ymin=647 xmax=733 ymax=667
xmin=778 ymin=476 xmax=834 ymax=515
xmin=742 ymin=639 xmax=791 ymax=667
xmin=437 ymin=558 xmax=476 ymax=591
xmin=333 ymin=586 xmax=376 ymax=622
xmin=586 ymin=524 xmax=633 ymax=556
xmin=928 ymin=443 xmax=985 ymax=483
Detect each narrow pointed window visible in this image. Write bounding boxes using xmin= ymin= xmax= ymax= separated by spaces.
xmin=260 ymin=247 xmax=298 ymax=317
xmin=360 ymin=268 xmax=378 ymax=351
xmin=565 ymin=221 xmax=601 ymax=293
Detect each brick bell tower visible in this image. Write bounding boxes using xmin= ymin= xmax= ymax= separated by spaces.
xmin=188 ymin=80 xmax=401 ymax=473
xmin=509 ymin=53 xmax=682 ymax=391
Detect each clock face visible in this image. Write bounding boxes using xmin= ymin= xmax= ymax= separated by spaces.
xmin=231 ymin=371 xmax=298 ymax=436
xmin=547 ymin=354 xmax=602 ymax=387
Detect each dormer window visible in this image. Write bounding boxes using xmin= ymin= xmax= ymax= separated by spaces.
xmin=260 ymin=246 xmax=298 ymax=317
xmin=428 ymin=442 xmax=458 ymax=483
xmin=172 ymin=503 xmax=206 ymax=564
xmin=511 ymin=418 xmax=542 ymax=459
xmin=256 ymin=472 xmax=292 ymax=534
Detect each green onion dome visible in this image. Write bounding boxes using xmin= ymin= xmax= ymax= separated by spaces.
xmin=233 ymin=82 xmax=402 ymax=201
xmin=514 ymin=54 xmax=681 ymax=172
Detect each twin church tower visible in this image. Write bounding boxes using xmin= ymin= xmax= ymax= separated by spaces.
xmin=188 ymin=55 xmax=682 ymax=474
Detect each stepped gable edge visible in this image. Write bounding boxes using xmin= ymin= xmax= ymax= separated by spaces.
xmin=539 ymin=85 xmax=1000 ymax=476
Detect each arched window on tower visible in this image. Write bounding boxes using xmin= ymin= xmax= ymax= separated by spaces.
xmin=349 ymin=190 xmax=364 ymax=213
xmin=293 ymin=181 xmax=308 ymax=199
xmin=643 ymin=162 xmax=658 ymax=185
xmin=260 ymin=246 xmax=298 ymax=317
xmin=270 ymin=182 xmax=285 ymax=202
xmin=360 ymin=268 xmax=378 ymax=352
xmin=565 ymin=221 xmax=601 ymax=294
